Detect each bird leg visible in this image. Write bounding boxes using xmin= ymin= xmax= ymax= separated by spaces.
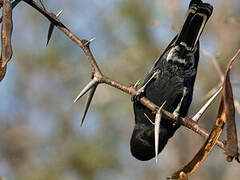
xmin=173 ymin=87 xmax=188 ymax=120
xmin=131 ymin=69 xmax=160 ymax=102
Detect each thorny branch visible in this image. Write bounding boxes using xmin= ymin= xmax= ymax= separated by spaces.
xmin=20 ymin=0 xmax=240 ymax=155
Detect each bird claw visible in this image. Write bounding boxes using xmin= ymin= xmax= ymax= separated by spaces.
xmin=172 ymin=112 xmax=180 ymax=127
xmin=131 ymin=88 xmax=144 ymax=102
xmin=131 ymin=80 xmax=143 ymax=102
xmin=131 ymin=94 xmax=141 ymax=102
xmin=173 ymin=111 xmax=180 ymax=120
xmin=132 ymin=70 xmax=160 ymax=103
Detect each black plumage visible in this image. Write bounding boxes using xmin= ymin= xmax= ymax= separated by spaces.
xmin=130 ymin=0 xmax=213 ymax=161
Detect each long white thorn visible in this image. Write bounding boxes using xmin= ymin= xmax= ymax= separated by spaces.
xmin=138 ymin=69 xmax=160 ymax=94
xmin=154 ymin=101 xmax=166 ymax=164
xmin=192 ymin=86 xmax=222 ymax=122
xmin=89 ymin=37 xmax=96 ymax=43
xmin=133 ymin=80 xmax=141 ymax=89
xmin=56 ymin=9 xmax=63 ymax=17
xmin=83 ymin=37 xmax=96 ymax=47
xmin=74 ymin=77 xmax=98 ymax=103
xmin=81 ymin=85 xmax=97 ymax=126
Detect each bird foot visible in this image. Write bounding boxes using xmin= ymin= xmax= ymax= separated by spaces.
xmin=173 ymin=111 xmax=179 ymax=119
xmin=131 ymin=89 xmax=144 ymax=102
xmin=172 ymin=111 xmax=180 ymax=127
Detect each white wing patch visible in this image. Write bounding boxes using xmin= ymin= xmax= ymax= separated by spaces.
xmin=166 ymin=46 xmax=187 ymax=65
xmin=166 ymin=43 xmax=196 ymax=67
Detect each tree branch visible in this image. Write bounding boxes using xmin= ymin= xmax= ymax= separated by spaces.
xmin=22 ymin=0 xmax=234 ymax=152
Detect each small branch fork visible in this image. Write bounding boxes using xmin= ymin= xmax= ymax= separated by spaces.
xmin=20 ymin=0 xmax=239 ymax=155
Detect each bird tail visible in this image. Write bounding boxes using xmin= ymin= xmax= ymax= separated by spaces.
xmin=175 ymin=0 xmax=213 ymax=50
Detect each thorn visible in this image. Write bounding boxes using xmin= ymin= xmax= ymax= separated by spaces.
xmin=133 ymin=80 xmax=140 ymax=89
xmin=39 ymin=0 xmax=46 ymax=10
xmin=83 ymin=37 xmax=96 ymax=47
xmin=143 ymin=113 xmax=155 ymax=125
xmin=56 ymin=9 xmax=63 ymax=17
xmin=81 ymin=85 xmax=97 ymax=126
xmin=74 ymin=77 xmax=98 ymax=103
xmin=192 ymin=86 xmax=222 ymax=122
xmin=154 ymin=101 xmax=166 ymax=164
xmin=46 ymin=23 xmax=54 ymax=46
xmin=89 ymin=37 xmax=96 ymax=43
xmin=46 ymin=9 xmax=63 ymax=46
xmin=137 ymin=69 xmax=160 ymax=94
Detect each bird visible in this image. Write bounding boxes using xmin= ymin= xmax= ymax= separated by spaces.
xmin=130 ymin=0 xmax=213 ymax=161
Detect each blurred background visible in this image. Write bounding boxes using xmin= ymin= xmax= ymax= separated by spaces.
xmin=0 ymin=0 xmax=240 ymax=179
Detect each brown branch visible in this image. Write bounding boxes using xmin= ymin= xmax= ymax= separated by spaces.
xmin=22 ymin=0 xmax=235 ymax=152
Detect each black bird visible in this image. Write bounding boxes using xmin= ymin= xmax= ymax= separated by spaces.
xmin=130 ymin=0 xmax=213 ymax=161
